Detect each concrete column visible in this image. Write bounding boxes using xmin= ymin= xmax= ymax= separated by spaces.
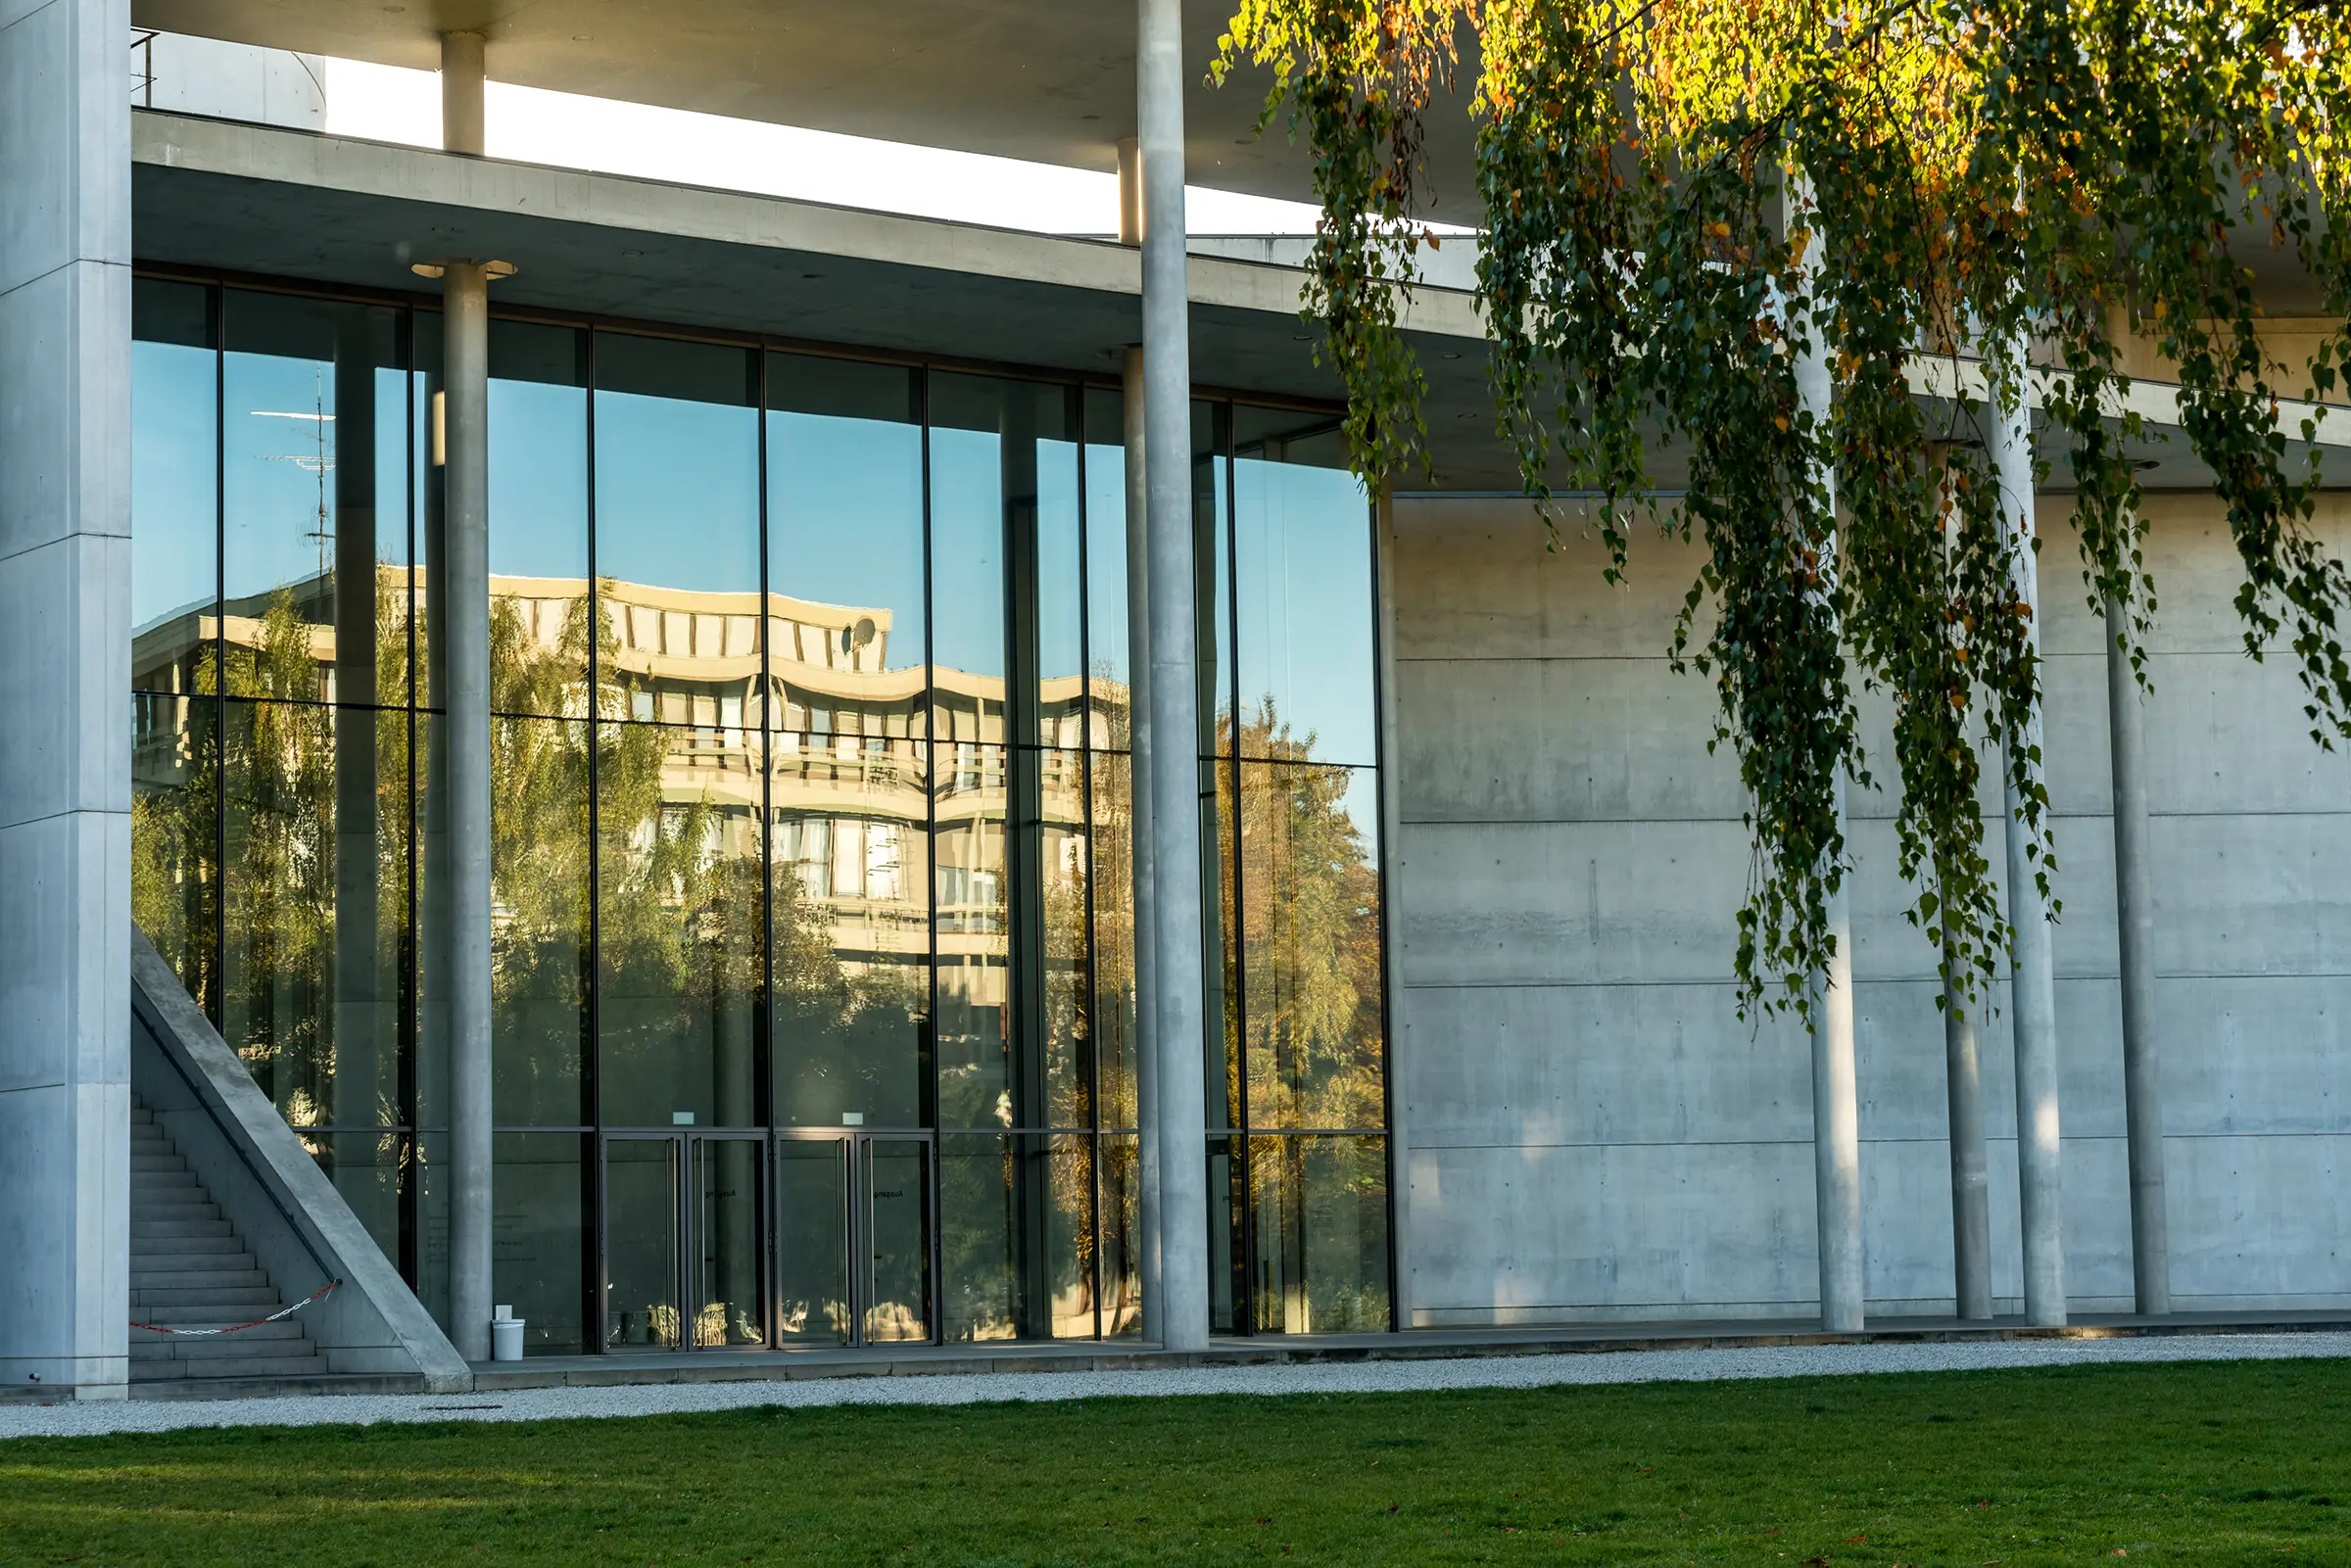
xmin=1942 ymin=914 xmax=1994 ymax=1319
xmin=1991 ymin=362 xmax=2067 ymax=1327
xmin=440 ymin=261 xmax=495 ymax=1360
xmin=1136 ymin=0 xmax=1211 ymax=1353
xmin=2105 ymin=590 xmax=2170 ymax=1314
xmin=1790 ymin=180 xmax=1864 ymax=1334
xmin=440 ymin=31 xmax=486 ymax=157
xmin=0 ymin=0 xmax=132 ymax=1402
xmin=1121 ymin=348 xmax=1164 ymax=1336
xmin=1935 ymin=474 xmax=1994 ymax=1322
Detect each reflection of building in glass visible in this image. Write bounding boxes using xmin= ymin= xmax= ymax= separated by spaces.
xmin=124 ymin=277 xmax=1387 ymax=1356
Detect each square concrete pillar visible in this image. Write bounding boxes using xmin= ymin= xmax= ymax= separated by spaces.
xmin=0 ymin=0 xmax=133 ymax=1400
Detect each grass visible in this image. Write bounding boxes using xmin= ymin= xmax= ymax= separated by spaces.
xmin=4 ymin=1358 xmax=2349 ymax=1565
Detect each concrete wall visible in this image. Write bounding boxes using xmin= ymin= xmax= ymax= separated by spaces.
xmin=0 ymin=0 xmax=132 ymax=1397
xmin=1390 ymin=490 xmax=2351 ymax=1326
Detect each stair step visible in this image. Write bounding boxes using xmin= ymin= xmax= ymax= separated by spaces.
xmin=130 ymin=1283 xmax=279 ymax=1309
xmin=132 ymin=1325 xmax=312 ymax=1358
xmin=134 ymin=1196 xmax=219 ymax=1215
xmin=131 ymin=1105 xmax=154 ymax=1125
xmin=132 ymin=1175 xmax=206 ymax=1203
xmin=132 ymin=1249 xmax=256 ymax=1274
xmin=131 ymin=1233 xmax=251 ymax=1258
xmin=131 ymin=1269 xmax=269 ymax=1295
xmin=131 ymin=1354 xmax=333 ymax=1381
xmin=131 ymin=1153 xmax=188 ymax=1173
xmin=131 ymin=1216 xmax=234 ymax=1240
xmin=130 ymin=1298 xmax=295 ymax=1324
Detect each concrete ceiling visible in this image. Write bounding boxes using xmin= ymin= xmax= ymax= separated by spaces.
xmin=130 ymin=0 xmax=1488 ymax=210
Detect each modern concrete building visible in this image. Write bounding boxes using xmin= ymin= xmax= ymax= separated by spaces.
xmin=3 ymin=0 xmax=2346 ymax=1399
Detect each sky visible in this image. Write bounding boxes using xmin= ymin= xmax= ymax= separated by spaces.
xmin=319 ymin=58 xmax=1331 ymax=236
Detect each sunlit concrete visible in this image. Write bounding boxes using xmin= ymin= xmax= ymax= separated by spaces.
xmin=1390 ymin=494 xmax=2351 ymax=1326
xmin=0 ymin=0 xmax=132 ymax=1401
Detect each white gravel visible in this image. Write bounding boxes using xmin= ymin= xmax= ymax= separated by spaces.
xmin=6 ymin=1331 xmax=2345 ymax=1441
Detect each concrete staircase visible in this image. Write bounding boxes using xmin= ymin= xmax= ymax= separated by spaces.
xmin=129 ymin=1098 xmax=332 ymax=1386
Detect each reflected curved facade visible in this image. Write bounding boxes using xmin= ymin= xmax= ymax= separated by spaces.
xmin=129 ymin=274 xmax=1390 ymax=1352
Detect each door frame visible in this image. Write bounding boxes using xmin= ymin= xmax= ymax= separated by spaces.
xmin=596 ymin=1130 xmax=771 ymax=1352
xmin=773 ymin=1127 xmax=940 ymax=1348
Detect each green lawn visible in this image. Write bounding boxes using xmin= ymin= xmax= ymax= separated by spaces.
xmin=6 ymin=1358 xmax=2349 ymax=1565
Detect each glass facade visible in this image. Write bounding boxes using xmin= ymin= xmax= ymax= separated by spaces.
xmin=129 ymin=271 xmax=1391 ymax=1352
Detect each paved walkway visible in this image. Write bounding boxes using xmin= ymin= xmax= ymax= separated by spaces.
xmin=5 ymin=1329 xmax=2347 ymax=1441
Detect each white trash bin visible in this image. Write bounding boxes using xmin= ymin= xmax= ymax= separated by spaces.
xmin=491 ymin=1307 xmax=525 ymax=1362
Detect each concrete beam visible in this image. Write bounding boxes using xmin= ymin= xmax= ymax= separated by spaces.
xmin=0 ymin=0 xmax=132 ymax=1401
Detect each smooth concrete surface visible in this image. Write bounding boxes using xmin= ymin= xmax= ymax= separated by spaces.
xmin=1389 ymin=493 xmax=2351 ymax=1327
xmin=123 ymin=111 xmax=1525 ymax=489
xmin=129 ymin=935 xmax=470 ymax=1390
xmin=440 ymin=262 xmax=495 ymax=1364
xmin=1992 ymin=371 xmax=2068 ymax=1326
xmin=0 ymin=0 xmax=132 ymax=1401
xmin=2106 ymin=590 xmax=2173 ymax=1313
xmin=126 ymin=0 xmax=1476 ymax=214
xmin=1135 ymin=0 xmax=1211 ymax=1354
xmin=438 ymin=29 xmax=484 ymax=158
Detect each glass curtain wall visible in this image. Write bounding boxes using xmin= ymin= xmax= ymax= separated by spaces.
xmin=1206 ymin=407 xmax=1394 ymax=1336
xmin=129 ymin=273 xmax=1389 ymax=1353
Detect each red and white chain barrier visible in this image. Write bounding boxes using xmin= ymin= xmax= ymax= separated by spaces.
xmin=130 ymin=1279 xmax=341 ymax=1336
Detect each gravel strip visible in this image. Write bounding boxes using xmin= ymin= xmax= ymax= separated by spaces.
xmin=7 ymin=1331 xmax=2346 ymax=1442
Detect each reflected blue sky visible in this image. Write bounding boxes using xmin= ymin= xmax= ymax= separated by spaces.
xmin=131 ymin=338 xmax=216 ymax=636
xmin=595 ymin=388 xmax=759 ymax=595
xmin=220 ymin=356 xmax=408 ymax=608
xmin=1233 ymin=457 xmax=1376 ymax=769
xmin=489 ymin=377 xmax=588 ymax=579
xmin=770 ymin=410 xmax=926 ymax=670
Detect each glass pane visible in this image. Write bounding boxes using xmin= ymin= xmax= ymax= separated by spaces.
xmin=1212 ymin=757 xmax=1241 ymax=1130
xmin=1098 ymin=1131 xmax=1141 ymax=1337
xmin=488 ymin=320 xmax=590 ymax=716
xmin=594 ymin=333 xmax=760 ymax=727
xmin=1038 ymin=748 xmax=1089 ymax=1129
xmin=693 ymin=1139 xmax=765 ymax=1347
xmin=1237 ymin=761 xmax=1386 ymax=1132
xmin=598 ymin=720 xmax=764 ymax=1128
xmin=1231 ymin=405 xmax=1376 ymax=767
xmin=934 ymin=738 xmax=1007 ymax=1129
xmin=939 ymin=1131 xmax=1088 ymax=1341
xmin=483 ymin=714 xmax=591 ymax=1127
xmin=770 ymin=740 xmax=933 ymax=1129
xmin=775 ymin=1137 xmax=849 ymax=1343
xmin=132 ymin=689 xmax=220 ymax=1014
xmin=1082 ymin=386 xmax=1130 ymax=751
xmin=415 ymin=1129 xmax=449 ymax=1328
xmin=132 ymin=278 xmax=218 ymax=698
xmin=604 ymin=1139 xmax=681 ymax=1349
xmin=220 ymin=699 xmax=407 ymax=1130
xmin=493 ymin=1131 xmax=586 ymax=1354
xmin=1248 ymin=1134 xmax=1391 ymax=1334
xmin=1198 ymin=399 xmax=1228 ymax=758
xmin=767 ymin=353 xmax=926 ymax=678
xmin=1088 ymin=747 xmax=1137 ymax=1133
xmin=221 ymin=290 xmax=411 ymax=708
xmin=864 ymin=1138 xmax=933 ymax=1343
xmin=1208 ymin=1133 xmax=1240 ymax=1335
xmin=301 ymin=1126 xmax=403 ymax=1279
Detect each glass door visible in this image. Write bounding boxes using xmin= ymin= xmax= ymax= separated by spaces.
xmin=775 ymin=1135 xmax=850 ymax=1343
xmin=690 ymin=1136 xmax=767 ymax=1348
xmin=860 ymin=1137 xmax=934 ymax=1344
xmin=602 ymin=1136 xmax=682 ymax=1350
xmin=773 ymin=1131 xmax=936 ymax=1346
